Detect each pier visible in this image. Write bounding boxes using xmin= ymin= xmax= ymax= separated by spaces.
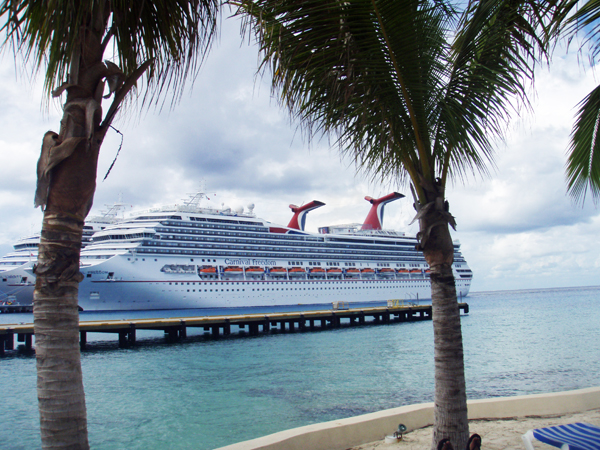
xmin=0 ymin=304 xmax=33 ymax=314
xmin=0 ymin=303 xmax=468 ymax=355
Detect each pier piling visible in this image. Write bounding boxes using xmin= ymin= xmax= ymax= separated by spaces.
xmin=0 ymin=303 xmax=469 ymax=354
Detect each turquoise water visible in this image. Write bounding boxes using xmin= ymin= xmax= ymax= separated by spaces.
xmin=1 ymin=286 xmax=599 ymax=449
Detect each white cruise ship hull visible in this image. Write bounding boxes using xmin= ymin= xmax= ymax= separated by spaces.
xmin=78 ymin=255 xmax=471 ymax=311
xmin=3 ymin=191 xmax=474 ymax=311
xmin=0 ymin=264 xmax=35 ymax=305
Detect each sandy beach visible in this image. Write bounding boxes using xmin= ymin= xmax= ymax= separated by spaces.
xmin=350 ymin=408 xmax=600 ymax=450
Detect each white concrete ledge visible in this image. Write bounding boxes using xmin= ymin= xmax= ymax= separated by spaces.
xmin=215 ymin=386 xmax=600 ymax=450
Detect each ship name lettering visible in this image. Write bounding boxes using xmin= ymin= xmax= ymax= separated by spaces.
xmin=252 ymin=259 xmax=276 ymax=266
xmin=224 ymin=258 xmax=251 ymax=266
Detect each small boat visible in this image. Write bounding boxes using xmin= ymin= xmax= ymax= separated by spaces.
xmin=308 ymin=267 xmax=326 ymax=278
xmin=288 ymin=267 xmax=307 ymax=278
xmin=326 ymin=268 xmax=342 ymax=278
xmin=397 ymin=268 xmax=410 ymax=278
xmin=345 ymin=268 xmax=361 ymax=278
xmin=246 ymin=266 xmax=265 ymax=278
xmin=199 ymin=266 xmax=218 ymax=279
xmin=360 ymin=268 xmax=375 ymax=278
xmin=223 ymin=266 xmax=244 ymax=278
xmin=269 ymin=266 xmax=288 ymax=277
xmin=378 ymin=268 xmax=396 ymax=278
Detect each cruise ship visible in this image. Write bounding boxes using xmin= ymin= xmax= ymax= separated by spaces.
xmin=75 ymin=191 xmax=472 ymax=311
xmin=0 ymin=202 xmax=128 ymax=305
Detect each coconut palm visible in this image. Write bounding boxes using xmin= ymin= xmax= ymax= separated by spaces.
xmin=549 ymin=0 xmax=600 ymax=203
xmin=234 ymin=1 xmax=560 ymax=448
xmin=0 ymin=1 xmax=219 ymax=448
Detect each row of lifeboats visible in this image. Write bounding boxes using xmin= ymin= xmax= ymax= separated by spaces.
xmin=198 ymin=265 xmax=430 ymax=280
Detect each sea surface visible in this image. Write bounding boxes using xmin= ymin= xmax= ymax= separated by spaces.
xmin=1 ymin=286 xmax=599 ymax=450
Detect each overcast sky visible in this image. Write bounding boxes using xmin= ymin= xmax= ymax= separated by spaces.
xmin=1 ymin=14 xmax=599 ymax=293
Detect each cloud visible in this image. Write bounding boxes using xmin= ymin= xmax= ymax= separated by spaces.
xmin=0 ymin=16 xmax=599 ymax=294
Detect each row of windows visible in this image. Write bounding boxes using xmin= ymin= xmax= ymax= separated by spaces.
xmin=163 ymin=283 xmax=432 ymax=293
xmin=153 ymin=236 xmax=421 ymax=256
xmin=156 ymin=226 xmax=418 ymax=250
xmin=129 ymin=247 xmax=426 ymax=262
xmin=141 ymin=241 xmax=422 ymax=259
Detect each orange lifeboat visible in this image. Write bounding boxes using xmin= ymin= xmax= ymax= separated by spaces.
xmin=199 ymin=266 xmax=217 ymax=279
xmin=309 ymin=267 xmax=326 ymax=278
xmin=360 ymin=268 xmax=375 ymax=278
xmin=289 ymin=266 xmax=306 ymax=277
xmin=345 ymin=268 xmax=360 ymax=279
xmin=327 ymin=267 xmax=343 ymax=278
xmin=269 ymin=266 xmax=288 ymax=278
xmin=378 ymin=268 xmax=396 ymax=277
xmin=223 ymin=266 xmax=243 ymax=274
xmin=245 ymin=266 xmax=264 ymax=273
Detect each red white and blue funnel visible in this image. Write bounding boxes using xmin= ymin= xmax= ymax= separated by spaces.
xmin=288 ymin=200 xmax=325 ymax=231
xmin=361 ymin=192 xmax=404 ymax=230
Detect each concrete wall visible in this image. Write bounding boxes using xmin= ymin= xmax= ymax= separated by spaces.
xmin=215 ymin=386 xmax=600 ymax=450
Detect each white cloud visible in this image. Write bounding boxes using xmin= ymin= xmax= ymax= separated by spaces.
xmin=0 ymin=16 xmax=598 ymax=294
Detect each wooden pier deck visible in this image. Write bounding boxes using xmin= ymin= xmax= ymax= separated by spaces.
xmin=0 ymin=303 xmax=469 ymax=355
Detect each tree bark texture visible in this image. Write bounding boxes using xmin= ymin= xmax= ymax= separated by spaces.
xmin=33 ymin=13 xmax=107 ymax=450
xmin=34 ymin=215 xmax=89 ymax=450
xmin=417 ymin=197 xmax=469 ymax=450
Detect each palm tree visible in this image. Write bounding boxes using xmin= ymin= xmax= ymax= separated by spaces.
xmin=549 ymin=0 xmax=600 ymax=203
xmin=234 ymin=1 xmax=560 ymax=448
xmin=0 ymin=1 xmax=219 ymax=448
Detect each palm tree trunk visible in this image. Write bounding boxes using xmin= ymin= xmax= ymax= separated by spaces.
xmin=417 ymin=201 xmax=468 ymax=450
xmin=34 ymin=214 xmax=89 ymax=450
xmin=32 ymin=11 xmax=106 ymax=447
xmin=430 ymin=261 xmax=468 ymax=450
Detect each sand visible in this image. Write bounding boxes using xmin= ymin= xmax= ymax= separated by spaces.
xmin=349 ymin=408 xmax=600 ymax=450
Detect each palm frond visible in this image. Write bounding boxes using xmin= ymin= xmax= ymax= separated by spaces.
xmin=0 ymin=0 xmax=220 ymax=108
xmin=238 ymin=0 xmax=457 ymax=194
xmin=566 ymin=84 xmax=600 ymax=204
xmin=438 ymin=0 xmax=559 ymax=186
xmin=237 ymin=0 xmax=560 ymax=203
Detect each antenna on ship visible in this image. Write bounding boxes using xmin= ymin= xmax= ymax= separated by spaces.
xmin=183 ymin=180 xmax=216 ymax=210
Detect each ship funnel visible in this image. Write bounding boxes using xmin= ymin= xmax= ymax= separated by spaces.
xmin=287 ymin=200 xmax=325 ymax=231
xmin=361 ymin=192 xmax=405 ymax=230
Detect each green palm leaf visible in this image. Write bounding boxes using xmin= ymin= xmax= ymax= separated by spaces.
xmin=1 ymin=0 xmax=220 ymax=107
xmin=548 ymin=0 xmax=600 ymax=203
xmin=237 ymin=0 xmax=556 ymax=202
xmin=566 ymin=85 xmax=600 ymax=202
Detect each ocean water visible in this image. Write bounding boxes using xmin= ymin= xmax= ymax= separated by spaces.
xmin=1 ymin=286 xmax=599 ymax=450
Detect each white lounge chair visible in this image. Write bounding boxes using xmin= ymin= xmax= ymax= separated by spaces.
xmin=522 ymin=422 xmax=600 ymax=450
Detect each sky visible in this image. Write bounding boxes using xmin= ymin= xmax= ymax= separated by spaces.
xmin=0 ymin=14 xmax=599 ymax=293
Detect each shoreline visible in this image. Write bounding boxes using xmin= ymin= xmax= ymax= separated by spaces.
xmin=351 ymin=408 xmax=600 ymax=449
xmin=215 ymin=386 xmax=600 ymax=450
